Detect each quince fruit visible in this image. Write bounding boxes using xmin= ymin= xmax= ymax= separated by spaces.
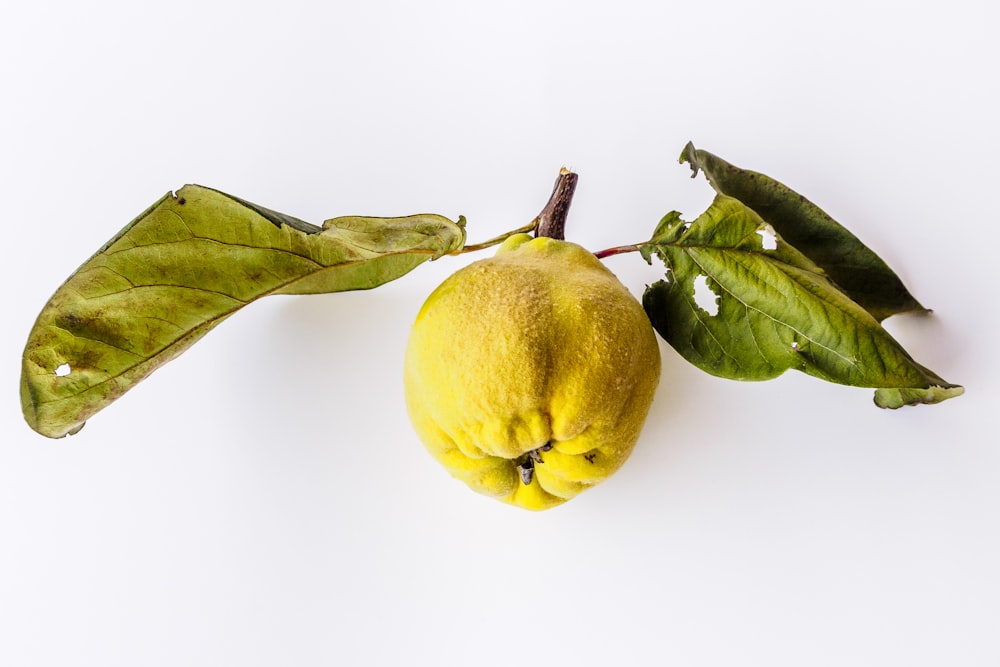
xmin=404 ymin=233 xmax=661 ymax=510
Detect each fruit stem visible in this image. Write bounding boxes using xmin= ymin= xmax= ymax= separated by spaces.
xmin=534 ymin=167 xmax=578 ymax=240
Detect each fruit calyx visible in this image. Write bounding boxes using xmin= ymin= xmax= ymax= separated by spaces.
xmin=514 ymin=442 xmax=554 ymax=485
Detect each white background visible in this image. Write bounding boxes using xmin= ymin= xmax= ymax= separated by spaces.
xmin=2 ymin=1 xmax=997 ymax=665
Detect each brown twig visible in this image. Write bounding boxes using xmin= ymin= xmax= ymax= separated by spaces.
xmin=533 ymin=168 xmax=578 ymax=240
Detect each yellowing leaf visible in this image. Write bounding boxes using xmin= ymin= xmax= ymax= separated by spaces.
xmin=21 ymin=185 xmax=466 ymax=438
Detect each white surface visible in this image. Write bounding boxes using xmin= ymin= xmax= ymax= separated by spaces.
xmin=2 ymin=1 xmax=997 ymax=665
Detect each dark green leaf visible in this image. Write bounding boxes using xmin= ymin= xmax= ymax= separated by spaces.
xmin=641 ymin=195 xmax=962 ymax=408
xmin=680 ymin=142 xmax=925 ymax=322
xmin=21 ymin=185 xmax=466 ymax=438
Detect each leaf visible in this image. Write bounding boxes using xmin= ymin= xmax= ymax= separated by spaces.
xmin=680 ymin=142 xmax=925 ymax=322
xmin=640 ymin=195 xmax=963 ymax=408
xmin=21 ymin=185 xmax=466 ymax=438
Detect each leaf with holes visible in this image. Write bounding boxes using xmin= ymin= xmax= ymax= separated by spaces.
xmin=20 ymin=185 xmax=466 ymax=438
xmin=680 ymin=142 xmax=925 ymax=322
xmin=640 ymin=195 xmax=963 ymax=408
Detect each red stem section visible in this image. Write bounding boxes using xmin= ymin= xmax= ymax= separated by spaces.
xmin=593 ymin=244 xmax=642 ymax=260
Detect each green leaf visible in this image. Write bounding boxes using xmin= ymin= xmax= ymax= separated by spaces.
xmin=641 ymin=195 xmax=963 ymax=408
xmin=21 ymin=185 xmax=466 ymax=438
xmin=680 ymin=142 xmax=925 ymax=322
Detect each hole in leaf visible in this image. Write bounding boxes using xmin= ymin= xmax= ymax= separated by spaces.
xmin=757 ymin=225 xmax=778 ymax=250
xmin=692 ymin=274 xmax=719 ymax=316
xmin=54 ymin=363 xmax=71 ymax=377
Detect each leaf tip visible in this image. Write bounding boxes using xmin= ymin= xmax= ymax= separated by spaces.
xmin=873 ymin=384 xmax=965 ymax=409
xmin=679 ymin=141 xmax=700 ymax=178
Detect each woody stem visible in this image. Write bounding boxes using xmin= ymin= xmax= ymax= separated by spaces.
xmin=533 ymin=168 xmax=578 ymax=241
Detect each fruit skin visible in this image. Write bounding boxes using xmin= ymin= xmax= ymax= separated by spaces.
xmin=404 ymin=233 xmax=661 ymax=510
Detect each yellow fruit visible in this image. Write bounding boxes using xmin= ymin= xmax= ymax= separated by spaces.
xmin=403 ymin=233 xmax=661 ymax=510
